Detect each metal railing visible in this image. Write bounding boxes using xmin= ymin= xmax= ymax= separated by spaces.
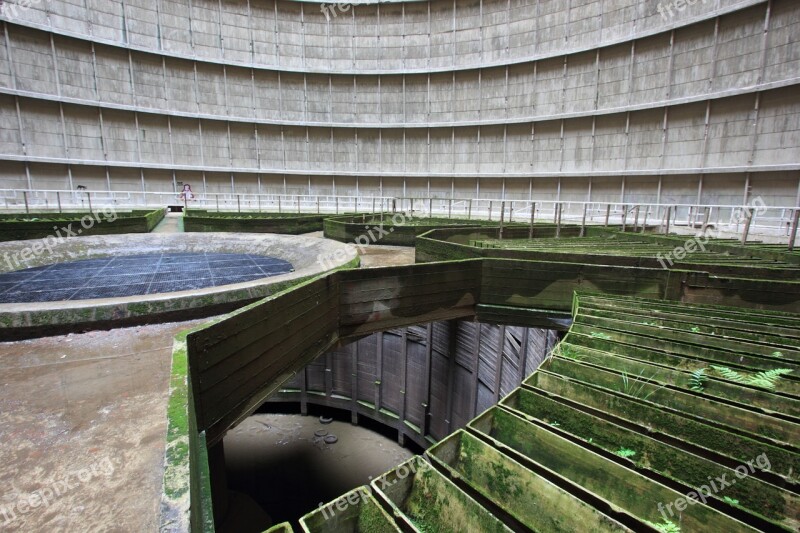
xmin=1 ymin=189 xmax=798 ymax=249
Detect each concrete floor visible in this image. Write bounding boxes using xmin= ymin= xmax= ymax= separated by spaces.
xmin=0 ymin=320 xmax=206 ymax=532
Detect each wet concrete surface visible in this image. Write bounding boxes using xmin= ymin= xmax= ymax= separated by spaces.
xmin=357 ymin=245 xmax=416 ymax=268
xmin=151 ymin=212 xmax=183 ymax=234
xmin=300 ymin=232 xmax=416 ymax=268
xmin=0 ymin=319 xmax=207 ymax=532
xmin=223 ymin=414 xmax=414 ymax=531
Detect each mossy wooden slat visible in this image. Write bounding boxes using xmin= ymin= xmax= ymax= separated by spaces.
xmin=524 ymin=371 xmax=800 ymax=483
xmin=475 ymin=304 xmax=573 ymax=331
xmin=576 ymin=293 xmax=800 ymax=328
xmin=195 ymin=286 xmax=339 ymax=375
xmin=340 ymin=288 xmax=477 ymax=318
xmin=574 ymin=313 xmax=800 ymax=358
xmin=266 ymin=523 xmax=294 ymax=532
xmin=204 ymin=325 xmax=339 ymax=440
xmin=543 ymin=357 xmax=799 ymax=446
xmin=556 ymin=342 xmax=800 ymax=417
xmin=198 ymin=294 xmax=339 ymax=397
xmin=570 ymin=326 xmax=800 ymax=381
xmin=567 ymin=333 xmax=800 ymax=398
xmin=577 ymin=301 xmax=800 ymax=340
xmin=467 ymin=407 xmax=755 ymax=532
xmin=576 ymin=307 xmax=800 ymax=349
xmin=370 ymin=458 xmax=512 ymax=533
xmin=680 ymin=273 xmax=800 ymax=310
xmin=0 ymin=209 xmax=166 ymax=241
xmin=300 ymin=487 xmax=401 ymax=533
xmin=184 ymin=211 xmax=325 ymax=234
xmin=338 ymin=271 xmax=480 ymax=304
xmin=427 ymin=430 xmax=631 ymax=532
xmin=190 ymin=276 xmax=339 ymax=368
xmin=501 ymin=388 xmax=798 ymax=531
xmin=340 ymin=305 xmax=476 ymax=338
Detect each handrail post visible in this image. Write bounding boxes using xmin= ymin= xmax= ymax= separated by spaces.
xmin=641 ymin=205 xmax=649 ymax=233
xmin=580 ymin=203 xmax=587 ymax=237
xmin=701 ymin=207 xmax=711 ymax=233
xmin=741 ymin=209 xmax=753 ymax=245
xmin=621 ymin=204 xmax=627 ymax=232
xmin=556 ymin=203 xmax=562 ymax=238
xmin=789 ymin=209 xmax=800 ymax=251
xmin=529 ymin=202 xmax=535 ymax=239
xmin=499 ymin=201 xmax=505 ymax=240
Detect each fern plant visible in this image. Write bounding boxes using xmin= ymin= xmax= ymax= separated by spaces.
xmin=688 ymin=368 xmax=708 ymax=392
xmin=710 ymin=365 xmax=793 ymax=390
xmin=645 ymin=520 xmax=681 ymax=533
xmin=615 ymin=447 xmax=636 ymax=458
xmin=723 ymin=496 xmax=740 ymax=506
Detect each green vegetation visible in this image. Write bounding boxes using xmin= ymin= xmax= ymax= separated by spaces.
xmin=615 ymin=448 xmax=636 ymax=459
xmin=688 ymin=368 xmax=708 ymax=392
xmin=184 ymin=210 xmax=326 ymax=234
xmin=618 ymin=370 xmax=665 ymax=401
xmin=645 ymin=519 xmax=681 ymax=533
xmin=710 ymin=366 xmax=794 ymax=390
xmin=0 ymin=209 xmax=165 ymax=241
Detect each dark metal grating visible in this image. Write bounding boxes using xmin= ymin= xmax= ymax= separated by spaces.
xmin=0 ymin=253 xmax=294 ymax=303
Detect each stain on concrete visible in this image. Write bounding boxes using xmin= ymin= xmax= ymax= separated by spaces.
xmin=0 ymin=319 xmax=208 ymax=532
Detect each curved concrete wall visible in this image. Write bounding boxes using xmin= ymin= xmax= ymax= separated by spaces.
xmin=0 ymin=0 xmax=798 ymax=205
xmin=2 ymin=6 xmax=798 ymax=128
xmin=0 ymin=0 xmax=766 ymax=74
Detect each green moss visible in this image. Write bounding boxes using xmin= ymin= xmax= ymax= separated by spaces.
xmin=356 ymin=497 xmax=397 ymax=533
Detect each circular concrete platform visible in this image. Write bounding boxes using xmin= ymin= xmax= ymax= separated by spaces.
xmin=0 ymin=253 xmax=294 ymax=303
xmin=0 ymin=233 xmax=358 ymax=338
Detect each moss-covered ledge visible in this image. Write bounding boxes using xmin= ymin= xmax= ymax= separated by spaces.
xmin=0 ymin=208 xmax=166 ymax=241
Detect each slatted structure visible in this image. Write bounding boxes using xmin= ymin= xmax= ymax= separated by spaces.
xmin=296 ymin=293 xmax=800 ymax=532
xmin=165 ymin=253 xmax=800 ymax=532
xmin=271 ymin=322 xmax=559 ymax=447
